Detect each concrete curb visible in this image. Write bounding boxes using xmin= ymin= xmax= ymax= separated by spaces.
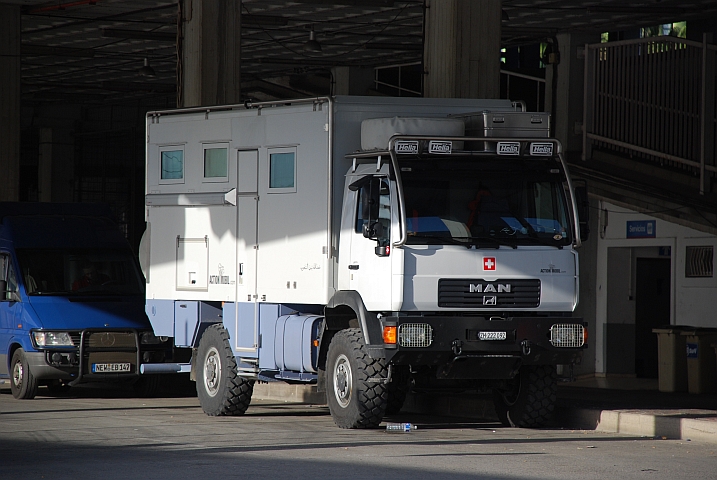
xmin=252 ymin=384 xmax=717 ymax=444
xmin=560 ymin=407 xmax=717 ymax=444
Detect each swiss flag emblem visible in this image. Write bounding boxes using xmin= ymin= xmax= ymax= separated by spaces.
xmin=483 ymin=257 xmax=496 ymax=271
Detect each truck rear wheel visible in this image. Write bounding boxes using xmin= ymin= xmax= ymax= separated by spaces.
xmin=10 ymin=348 xmax=38 ymax=400
xmin=326 ymin=328 xmax=388 ymax=428
xmin=196 ymin=324 xmax=254 ymax=416
xmin=492 ymin=365 xmax=557 ymax=428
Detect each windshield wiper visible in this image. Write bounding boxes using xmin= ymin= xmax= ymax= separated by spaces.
xmin=456 ymin=236 xmax=518 ymax=249
xmin=513 ymin=217 xmax=564 ymax=249
xmin=408 ymin=233 xmax=476 ymax=249
xmin=408 ymin=233 xmax=519 ymax=250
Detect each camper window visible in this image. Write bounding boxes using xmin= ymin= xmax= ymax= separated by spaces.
xmin=203 ymin=145 xmax=228 ymax=181
xmin=268 ymin=149 xmax=297 ymax=193
xmin=160 ymin=148 xmax=184 ymax=183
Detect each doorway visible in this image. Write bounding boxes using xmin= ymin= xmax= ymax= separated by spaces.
xmin=634 ymin=258 xmax=671 ymax=378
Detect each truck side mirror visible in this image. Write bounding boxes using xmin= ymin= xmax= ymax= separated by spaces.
xmin=574 ymin=185 xmax=590 ymax=242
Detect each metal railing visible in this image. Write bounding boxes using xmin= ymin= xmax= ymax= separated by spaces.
xmin=500 ymin=69 xmax=545 ymax=112
xmin=583 ymin=35 xmax=717 ymax=195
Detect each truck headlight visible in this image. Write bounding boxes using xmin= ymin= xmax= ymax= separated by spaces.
xmin=33 ymin=331 xmax=74 ymax=347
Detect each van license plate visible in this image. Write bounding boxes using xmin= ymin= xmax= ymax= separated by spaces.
xmin=479 ymin=331 xmax=507 ymax=341
xmin=92 ymin=363 xmax=131 ymax=373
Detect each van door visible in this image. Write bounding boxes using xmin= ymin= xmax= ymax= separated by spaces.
xmin=348 ymin=176 xmax=392 ymax=311
xmin=0 ymin=253 xmax=22 ymax=375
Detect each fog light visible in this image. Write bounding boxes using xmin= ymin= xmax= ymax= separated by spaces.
xmin=398 ymin=323 xmax=433 ymax=348
xmin=550 ymin=324 xmax=585 ymax=348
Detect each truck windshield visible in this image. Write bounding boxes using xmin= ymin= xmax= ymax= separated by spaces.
xmin=16 ymin=249 xmax=143 ymax=296
xmin=400 ymin=156 xmax=572 ymax=247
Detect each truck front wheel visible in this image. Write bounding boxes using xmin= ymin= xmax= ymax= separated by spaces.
xmin=10 ymin=348 xmax=38 ymax=400
xmin=326 ymin=328 xmax=388 ymax=428
xmin=492 ymin=365 xmax=557 ymax=428
xmin=196 ymin=324 xmax=254 ymax=416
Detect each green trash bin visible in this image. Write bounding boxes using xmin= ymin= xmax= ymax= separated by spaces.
xmin=681 ymin=329 xmax=717 ymax=394
xmin=652 ymin=326 xmax=691 ymax=393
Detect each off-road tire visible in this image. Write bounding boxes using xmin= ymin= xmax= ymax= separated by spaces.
xmin=385 ymin=365 xmax=410 ymax=415
xmin=196 ymin=324 xmax=254 ymax=416
xmin=10 ymin=348 xmax=39 ymax=400
xmin=326 ymin=328 xmax=388 ymax=428
xmin=493 ymin=365 xmax=557 ymax=428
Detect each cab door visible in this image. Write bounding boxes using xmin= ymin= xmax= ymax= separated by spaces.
xmin=348 ymin=176 xmax=393 ymax=311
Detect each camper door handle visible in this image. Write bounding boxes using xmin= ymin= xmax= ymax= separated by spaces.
xmin=348 ymin=264 xmax=359 ymax=270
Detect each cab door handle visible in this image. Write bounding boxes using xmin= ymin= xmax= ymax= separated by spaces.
xmin=348 ymin=265 xmax=359 ymax=270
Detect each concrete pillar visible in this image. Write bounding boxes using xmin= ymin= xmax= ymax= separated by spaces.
xmin=0 ymin=3 xmax=21 ymax=201
xmin=331 ymin=66 xmax=375 ymax=96
xmin=181 ymin=0 xmax=241 ymax=107
xmin=38 ymin=127 xmax=75 ymax=203
xmin=544 ymin=33 xmax=600 ymax=156
xmin=423 ymin=0 xmax=501 ymax=99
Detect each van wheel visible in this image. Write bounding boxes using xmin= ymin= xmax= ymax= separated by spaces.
xmin=493 ymin=365 xmax=557 ymax=428
xmin=10 ymin=349 xmax=38 ymax=400
xmin=326 ymin=328 xmax=388 ymax=428
xmin=196 ymin=324 xmax=254 ymax=416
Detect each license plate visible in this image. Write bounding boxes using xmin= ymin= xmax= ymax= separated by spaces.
xmin=92 ymin=363 xmax=131 ymax=373
xmin=479 ymin=331 xmax=507 ymax=341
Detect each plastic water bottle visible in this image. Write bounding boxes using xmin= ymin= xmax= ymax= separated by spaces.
xmin=385 ymin=422 xmax=417 ymax=432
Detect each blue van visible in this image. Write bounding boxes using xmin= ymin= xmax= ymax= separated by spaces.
xmin=0 ymin=203 xmax=166 ymax=399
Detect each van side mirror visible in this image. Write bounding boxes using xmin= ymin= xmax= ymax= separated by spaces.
xmin=574 ymin=184 xmax=590 ymax=242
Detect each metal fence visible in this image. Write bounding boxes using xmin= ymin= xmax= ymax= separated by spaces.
xmin=583 ymin=35 xmax=717 ymax=195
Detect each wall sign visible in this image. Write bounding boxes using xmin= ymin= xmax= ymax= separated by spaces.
xmin=626 ymin=220 xmax=656 ymax=239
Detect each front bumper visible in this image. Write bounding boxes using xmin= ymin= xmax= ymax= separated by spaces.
xmin=29 ymin=328 xmax=167 ymax=384
xmin=380 ymin=315 xmax=586 ymax=379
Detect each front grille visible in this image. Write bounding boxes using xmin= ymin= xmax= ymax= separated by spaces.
xmin=87 ymin=331 xmax=137 ymax=348
xmin=69 ymin=332 xmax=82 ymax=347
xmin=438 ymin=279 xmax=540 ymax=308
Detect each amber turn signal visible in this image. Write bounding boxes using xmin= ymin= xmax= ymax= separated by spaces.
xmin=383 ymin=326 xmax=397 ymax=344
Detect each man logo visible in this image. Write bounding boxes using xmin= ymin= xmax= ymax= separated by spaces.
xmin=469 ymin=283 xmax=511 ymax=293
xmin=483 ymin=296 xmax=497 ymax=305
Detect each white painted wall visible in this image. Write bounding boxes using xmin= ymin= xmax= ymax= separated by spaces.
xmin=592 ymin=201 xmax=716 ymax=374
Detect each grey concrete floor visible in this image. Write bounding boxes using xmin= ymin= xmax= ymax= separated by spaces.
xmin=1 ymin=384 xmax=716 ymax=480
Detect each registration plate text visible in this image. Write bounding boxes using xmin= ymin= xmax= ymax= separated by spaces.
xmin=92 ymin=363 xmax=131 ymax=373
xmin=479 ymin=331 xmax=507 ymax=341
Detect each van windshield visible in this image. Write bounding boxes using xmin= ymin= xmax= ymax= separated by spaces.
xmin=16 ymin=249 xmax=143 ymax=296
xmin=399 ymin=156 xmax=572 ymax=248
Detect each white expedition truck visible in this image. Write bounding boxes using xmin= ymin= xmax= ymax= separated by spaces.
xmin=141 ymin=96 xmax=589 ymax=428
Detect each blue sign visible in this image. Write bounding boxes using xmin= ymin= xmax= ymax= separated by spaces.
xmin=686 ymin=343 xmax=698 ymax=359
xmin=626 ymin=220 xmax=656 ymax=238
